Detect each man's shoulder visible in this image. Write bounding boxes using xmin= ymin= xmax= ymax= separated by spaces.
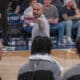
xmin=19 ymin=62 xmax=30 ymax=74
xmin=50 ymin=4 xmax=58 ymax=9
xmin=40 ymin=15 xmax=49 ymax=23
xmin=24 ymin=6 xmax=32 ymax=13
xmin=63 ymin=64 xmax=80 ymax=80
xmin=39 ymin=15 xmax=46 ymax=20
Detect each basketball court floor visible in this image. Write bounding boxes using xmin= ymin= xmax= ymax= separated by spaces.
xmin=0 ymin=49 xmax=80 ymax=80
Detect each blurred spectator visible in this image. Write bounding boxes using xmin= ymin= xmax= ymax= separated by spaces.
xmin=21 ymin=0 xmax=37 ymax=39
xmin=18 ymin=36 xmax=62 ymax=80
xmin=43 ymin=0 xmax=64 ymax=46
xmin=31 ymin=3 xmax=50 ymax=40
xmin=21 ymin=0 xmax=37 ymax=28
xmin=8 ymin=0 xmax=20 ymax=13
xmin=7 ymin=0 xmax=22 ymax=38
xmin=75 ymin=0 xmax=80 ymax=9
xmin=20 ymin=0 xmax=31 ymax=13
xmin=20 ymin=0 xmax=44 ymax=12
xmin=62 ymin=37 xmax=80 ymax=80
xmin=0 ymin=0 xmax=10 ymax=46
xmin=7 ymin=12 xmax=22 ymax=38
xmin=61 ymin=0 xmax=80 ymax=44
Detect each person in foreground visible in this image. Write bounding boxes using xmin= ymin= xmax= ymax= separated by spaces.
xmin=18 ymin=36 xmax=62 ymax=80
xmin=62 ymin=37 xmax=80 ymax=80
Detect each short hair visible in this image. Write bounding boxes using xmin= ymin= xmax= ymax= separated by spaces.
xmin=31 ymin=36 xmax=52 ymax=55
xmin=10 ymin=1 xmax=18 ymax=12
xmin=76 ymin=37 xmax=80 ymax=56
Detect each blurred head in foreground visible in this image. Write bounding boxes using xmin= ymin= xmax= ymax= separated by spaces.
xmin=31 ymin=36 xmax=52 ymax=55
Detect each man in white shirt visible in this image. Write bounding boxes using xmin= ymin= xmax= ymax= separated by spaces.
xmin=32 ymin=3 xmax=50 ymax=40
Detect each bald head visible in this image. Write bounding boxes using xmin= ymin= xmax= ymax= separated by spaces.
xmin=32 ymin=3 xmax=43 ymax=18
xmin=33 ymin=3 xmax=43 ymax=9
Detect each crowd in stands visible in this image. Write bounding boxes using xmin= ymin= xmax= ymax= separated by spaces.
xmin=1 ymin=0 xmax=80 ymax=46
xmin=6 ymin=1 xmax=80 ymax=79
xmin=0 ymin=0 xmax=80 ymax=80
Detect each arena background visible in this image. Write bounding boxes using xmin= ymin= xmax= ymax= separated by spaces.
xmin=0 ymin=0 xmax=80 ymax=80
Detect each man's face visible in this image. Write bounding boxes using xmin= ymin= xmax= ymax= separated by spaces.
xmin=33 ymin=4 xmax=43 ymax=18
xmin=44 ymin=0 xmax=52 ymax=6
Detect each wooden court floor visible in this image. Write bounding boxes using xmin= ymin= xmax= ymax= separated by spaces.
xmin=0 ymin=49 xmax=80 ymax=80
